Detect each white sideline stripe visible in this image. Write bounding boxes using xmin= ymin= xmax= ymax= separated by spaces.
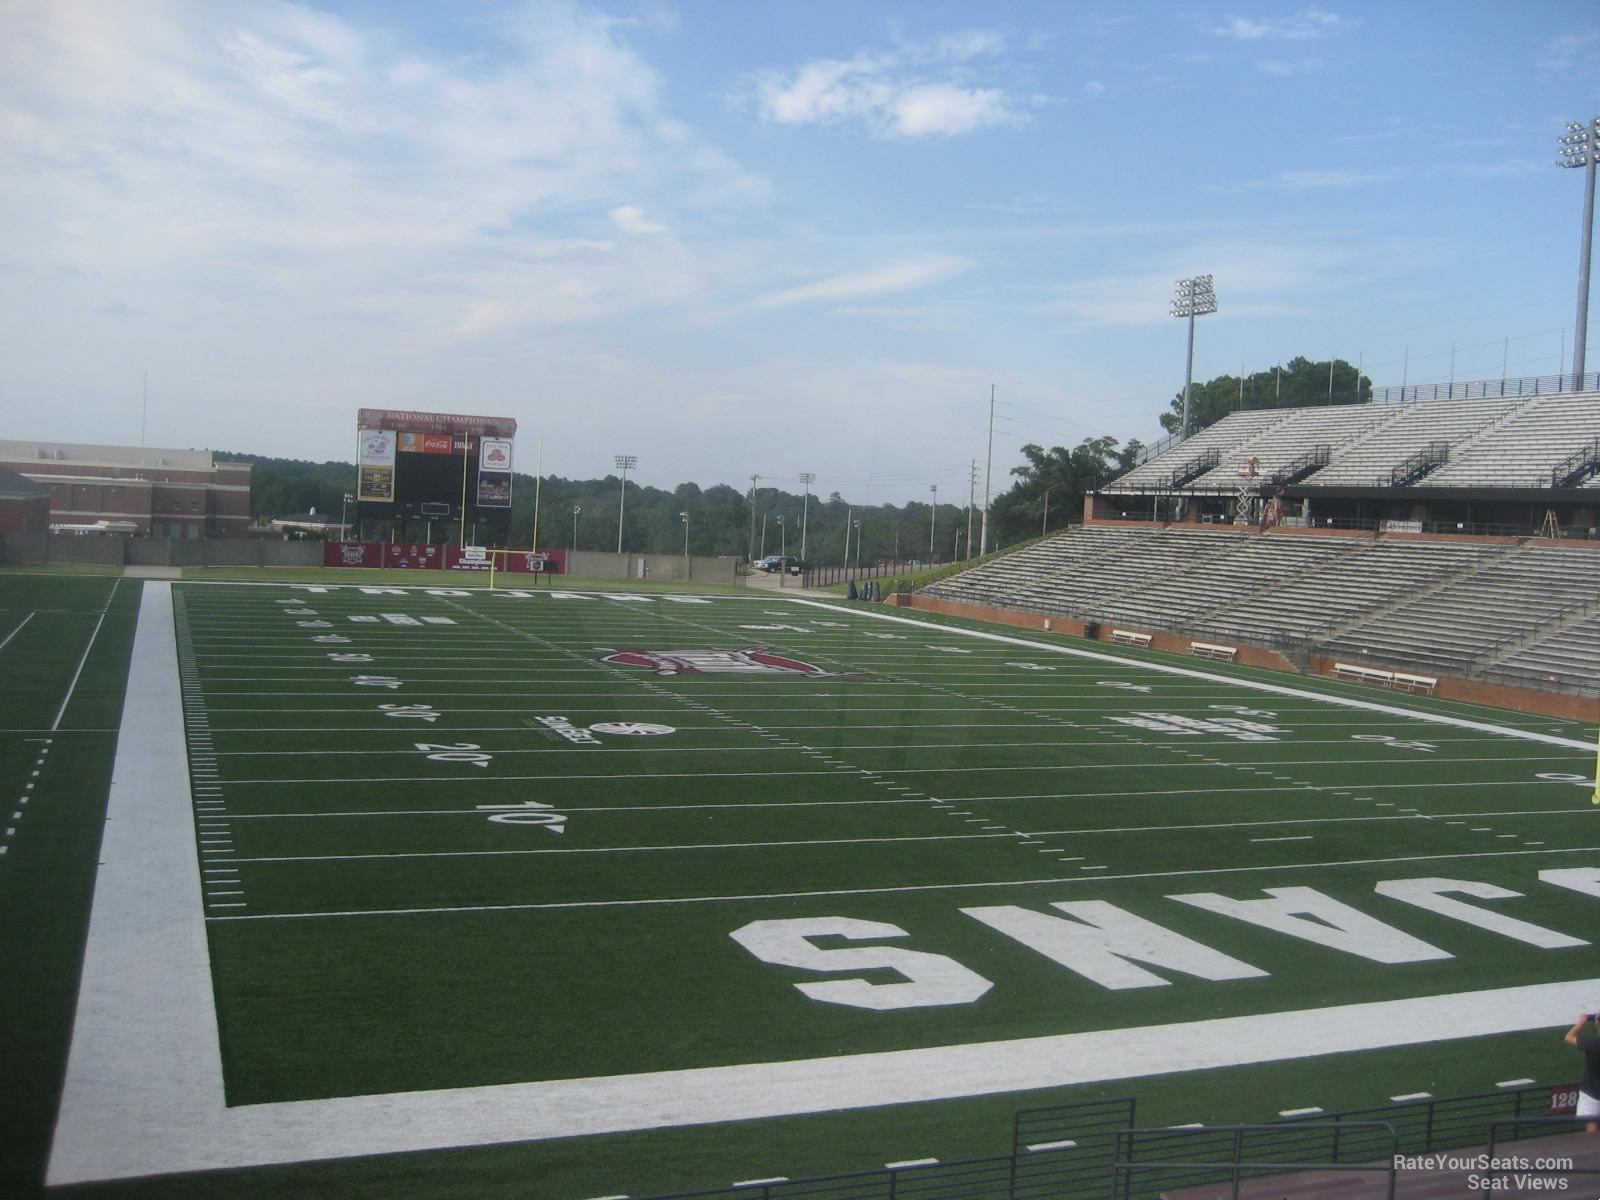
xmin=46 ymin=583 xmax=1600 ymax=1185
xmin=781 ymin=599 xmax=1597 ymax=752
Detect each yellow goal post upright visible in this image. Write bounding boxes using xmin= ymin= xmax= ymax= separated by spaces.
xmin=483 ymin=547 xmax=553 ymax=591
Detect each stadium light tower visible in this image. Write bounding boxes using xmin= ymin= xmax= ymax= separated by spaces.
xmin=1558 ymin=117 xmax=1600 ymax=388
xmin=928 ymin=484 xmax=937 ymax=557
xmin=798 ymin=472 xmax=815 ymax=559
xmin=571 ymin=504 xmax=581 ymax=551
xmin=1171 ymin=275 xmax=1218 ymax=438
xmin=614 ymin=455 xmax=636 ymax=553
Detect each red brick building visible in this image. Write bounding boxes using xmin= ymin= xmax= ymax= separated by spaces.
xmin=0 ymin=464 xmax=51 ymax=535
xmin=0 ymin=442 xmax=252 ymax=539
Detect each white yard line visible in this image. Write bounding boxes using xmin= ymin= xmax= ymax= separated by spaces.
xmin=783 ymin=598 xmax=1597 ymax=752
xmin=0 ymin=610 xmax=35 ymax=653
xmin=46 ymin=582 xmax=1600 ymax=1185
xmin=51 ymin=579 xmax=121 ymax=731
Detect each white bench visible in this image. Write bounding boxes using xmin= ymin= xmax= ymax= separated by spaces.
xmin=1190 ymin=640 xmax=1238 ymax=662
xmin=1332 ymin=662 xmax=1394 ymax=686
xmin=1390 ymin=671 xmax=1439 ymax=693
xmin=1110 ymin=629 xmax=1153 ymax=647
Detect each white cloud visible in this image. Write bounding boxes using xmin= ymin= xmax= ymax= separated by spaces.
xmin=1275 ymin=168 xmax=1394 ymax=188
xmin=1545 ymin=29 xmax=1600 ymax=73
xmin=754 ymin=255 xmax=973 ymax=309
xmin=1212 ymin=8 xmax=1352 ymax=41
xmin=0 ymin=0 xmax=769 ymax=336
xmin=1209 ymin=8 xmax=1350 ymax=40
xmin=1045 ymin=235 xmax=1420 ymax=330
xmin=1257 ymin=57 xmax=1327 ymax=77
xmin=610 ymin=204 xmax=666 ymax=234
xmin=752 ymin=30 xmax=1023 ymax=139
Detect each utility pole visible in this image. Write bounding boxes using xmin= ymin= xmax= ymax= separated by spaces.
xmin=980 ymin=386 xmax=995 ymax=555
xmin=798 ymin=472 xmax=815 ymax=559
xmin=747 ymin=473 xmax=760 ymax=563
xmin=966 ymin=458 xmax=977 ymax=560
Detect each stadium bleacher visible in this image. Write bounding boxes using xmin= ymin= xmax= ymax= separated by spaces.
xmin=925 ymin=387 xmax=1600 ymax=698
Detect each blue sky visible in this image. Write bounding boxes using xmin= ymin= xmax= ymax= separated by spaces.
xmin=2 ymin=1 xmax=1597 ymax=504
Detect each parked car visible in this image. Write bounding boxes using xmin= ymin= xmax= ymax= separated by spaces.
xmin=754 ymin=555 xmax=809 ymax=574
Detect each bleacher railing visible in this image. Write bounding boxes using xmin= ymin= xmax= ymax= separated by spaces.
xmin=1112 ymin=1121 xmax=1399 ymax=1199
xmin=617 ymin=1084 xmax=1567 ymax=1200
xmin=1133 ymin=371 xmax=1600 ymax=466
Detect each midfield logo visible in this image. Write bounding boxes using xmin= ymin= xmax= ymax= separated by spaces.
xmin=602 ymin=647 xmax=844 ymax=678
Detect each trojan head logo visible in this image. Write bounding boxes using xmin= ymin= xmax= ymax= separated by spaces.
xmin=601 ymin=648 xmax=839 ymax=678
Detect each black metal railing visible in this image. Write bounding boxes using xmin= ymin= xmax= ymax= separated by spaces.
xmin=1269 ymin=444 xmax=1330 ymax=485
xmin=1162 ymin=448 xmax=1221 ymax=488
xmin=1552 ymin=436 xmax=1600 ymax=487
xmin=1481 ymin=1117 xmax=1600 ymax=1198
xmin=1388 ymin=439 xmax=1449 ymax=486
xmin=616 ymin=1084 xmax=1569 ymax=1200
xmin=1112 ymin=1121 xmax=1399 ymax=1200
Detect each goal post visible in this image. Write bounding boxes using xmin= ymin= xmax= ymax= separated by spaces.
xmin=481 ymin=547 xmax=553 ymax=590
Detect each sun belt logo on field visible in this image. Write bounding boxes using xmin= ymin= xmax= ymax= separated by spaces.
xmin=602 ymin=647 xmax=838 ymax=678
xmin=537 ymin=716 xmax=678 ymax=741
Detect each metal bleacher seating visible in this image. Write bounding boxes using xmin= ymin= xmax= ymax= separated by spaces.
xmin=1190 ymin=538 xmax=1499 ymax=645
xmin=922 ymin=525 xmax=1598 ymax=697
xmin=1180 ymin=405 xmax=1388 ymax=490
xmin=1320 ymin=543 xmax=1598 ymax=676
xmin=1304 ymin=394 xmax=1529 ymax=486
xmin=1418 ymin=390 xmax=1600 ymax=488
xmin=1481 ymin=610 xmax=1600 ymax=694
xmin=1097 ymin=410 xmax=1282 ymax=496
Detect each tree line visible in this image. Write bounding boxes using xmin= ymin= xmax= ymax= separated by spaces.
xmin=227 ymin=355 xmax=1363 ymax=565
xmin=230 ymin=445 xmax=1136 ymax=564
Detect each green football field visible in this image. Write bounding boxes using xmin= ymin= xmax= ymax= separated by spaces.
xmin=3 ymin=572 xmax=1599 ymax=1200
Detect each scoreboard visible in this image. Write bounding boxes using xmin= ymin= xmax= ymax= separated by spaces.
xmin=354 ymin=409 xmax=517 ymax=536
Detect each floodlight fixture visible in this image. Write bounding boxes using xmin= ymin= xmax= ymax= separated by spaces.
xmin=614 ymin=455 xmax=637 ymax=553
xmin=1557 ymin=117 xmax=1600 ymax=387
xmin=1171 ymin=275 xmax=1218 ymax=439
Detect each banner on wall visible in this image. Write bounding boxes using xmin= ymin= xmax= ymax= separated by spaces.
xmin=322 ymin=545 xmax=566 ymax=573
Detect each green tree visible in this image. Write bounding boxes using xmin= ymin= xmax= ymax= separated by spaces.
xmin=989 ymin=434 xmax=1137 ymax=545
xmin=1159 ymin=357 xmax=1371 ymax=435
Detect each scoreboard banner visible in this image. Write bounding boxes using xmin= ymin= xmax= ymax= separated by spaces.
xmin=397 ymin=432 xmax=455 ymax=454
xmin=356 ymin=428 xmax=396 ymax=504
xmin=476 ymin=437 xmax=513 ymax=509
